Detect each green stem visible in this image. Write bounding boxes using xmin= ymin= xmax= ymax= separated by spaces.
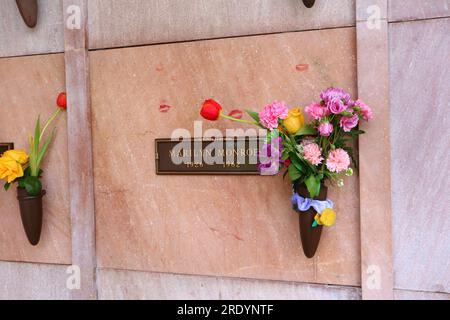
xmin=220 ymin=114 xmax=258 ymax=125
xmin=40 ymin=108 xmax=61 ymax=141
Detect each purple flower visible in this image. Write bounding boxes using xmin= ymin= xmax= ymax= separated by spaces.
xmin=320 ymin=87 xmax=351 ymax=104
xmin=339 ymin=114 xmax=359 ymax=132
xmin=258 ymin=137 xmax=283 ymax=175
xmin=320 ymin=87 xmax=351 ymax=114
xmin=328 ymin=97 xmax=347 ymax=114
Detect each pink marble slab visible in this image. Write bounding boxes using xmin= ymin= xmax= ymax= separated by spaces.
xmin=97 ymin=268 xmax=362 ymax=300
xmin=87 ymin=0 xmax=356 ymax=50
xmin=0 ymin=54 xmax=71 ymax=264
xmin=390 ymin=18 xmax=450 ymax=294
xmin=91 ymin=28 xmax=361 ymax=285
xmin=356 ymin=0 xmax=393 ymax=300
xmin=389 ymin=0 xmax=450 ymax=22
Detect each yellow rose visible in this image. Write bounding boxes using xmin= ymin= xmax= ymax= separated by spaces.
xmin=2 ymin=150 xmax=29 ymax=164
xmin=0 ymin=156 xmax=24 ymax=183
xmin=282 ymin=107 xmax=305 ymax=134
xmin=315 ymin=208 xmax=337 ymax=227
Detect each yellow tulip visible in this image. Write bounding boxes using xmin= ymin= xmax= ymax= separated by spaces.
xmin=0 ymin=156 xmax=24 ymax=183
xmin=3 ymin=150 xmax=29 ymax=165
xmin=282 ymin=107 xmax=305 ymax=134
xmin=314 ymin=208 xmax=337 ymax=227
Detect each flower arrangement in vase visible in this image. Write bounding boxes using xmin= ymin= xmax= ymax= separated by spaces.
xmin=200 ymin=88 xmax=373 ymax=258
xmin=0 ymin=93 xmax=67 ymax=245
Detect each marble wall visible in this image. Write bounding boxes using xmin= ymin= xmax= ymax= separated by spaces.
xmin=390 ymin=17 xmax=450 ymax=294
xmin=90 ymin=28 xmax=361 ymax=286
xmin=0 ymin=0 xmax=449 ymax=300
xmin=0 ymin=54 xmax=71 ymax=264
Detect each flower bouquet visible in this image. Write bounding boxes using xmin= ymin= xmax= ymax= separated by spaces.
xmin=200 ymin=88 xmax=373 ymax=258
xmin=0 ymin=93 xmax=67 ymax=245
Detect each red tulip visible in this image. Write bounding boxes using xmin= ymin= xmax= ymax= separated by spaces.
xmin=56 ymin=92 xmax=67 ymax=110
xmin=200 ymin=99 xmax=222 ymax=121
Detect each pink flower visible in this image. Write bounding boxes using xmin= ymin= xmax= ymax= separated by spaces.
xmin=259 ymin=101 xmax=289 ymax=130
xmin=303 ymin=143 xmax=323 ymax=166
xmin=321 ymin=87 xmax=351 ymax=104
xmin=354 ymin=99 xmax=373 ymax=121
xmin=328 ymin=97 xmax=347 ymax=114
xmin=326 ymin=149 xmax=350 ymax=173
xmin=340 ymin=114 xmax=359 ymax=132
xmin=304 ymin=102 xmax=329 ymax=120
xmin=318 ymin=122 xmax=333 ymax=136
xmin=321 ymin=88 xmax=350 ymax=114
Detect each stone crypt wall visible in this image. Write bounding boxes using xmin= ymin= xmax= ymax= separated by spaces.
xmin=0 ymin=0 xmax=449 ymax=300
xmin=90 ymin=28 xmax=360 ymax=286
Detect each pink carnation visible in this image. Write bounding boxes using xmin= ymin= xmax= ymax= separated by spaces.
xmin=303 ymin=143 xmax=323 ymax=166
xmin=340 ymin=114 xmax=359 ymax=132
xmin=326 ymin=149 xmax=350 ymax=173
xmin=354 ymin=99 xmax=373 ymax=121
xmin=259 ymin=101 xmax=289 ymax=130
xmin=318 ymin=122 xmax=333 ymax=136
xmin=305 ymin=102 xmax=330 ymax=120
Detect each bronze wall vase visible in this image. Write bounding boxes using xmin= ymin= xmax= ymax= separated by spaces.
xmin=302 ymin=0 xmax=316 ymax=8
xmin=295 ymin=183 xmax=327 ymax=258
xmin=15 ymin=0 xmax=38 ymax=28
xmin=0 ymin=143 xmax=14 ymax=155
xmin=17 ymin=188 xmax=45 ymax=245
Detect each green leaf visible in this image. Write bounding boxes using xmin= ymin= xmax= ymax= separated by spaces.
xmin=294 ymin=125 xmax=317 ymax=137
xmin=34 ymin=115 xmax=41 ymax=158
xmin=288 ymin=164 xmax=302 ymax=182
xmin=4 ymin=182 xmax=11 ymax=191
xmin=305 ymin=175 xmax=321 ymax=198
xmin=23 ymin=176 xmax=42 ymax=196
xmin=344 ymin=129 xmax=365 ymax=136
xmin=36 ymin=129 xmax=55 ymax=172
xmin=18 ymin=178 xmax=26 ymax=189
xmin=290 ymin=157 xmax=305 ymax=174
xmin=265 ymin=129 xmax=280 ymax=143
xmin=245 ymin=110 xmax=260 ymax=123
xmin=281 ymin=149 xmax=290 ymax=161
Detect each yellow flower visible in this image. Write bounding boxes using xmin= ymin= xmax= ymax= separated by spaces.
xmin=282 ymin=107 xmax=305 ymax=134
xmin=3 ymin=150 xmax=29 ymax=165
xmin=0 ymin=156 xmax=24 ymax=183
xmin=314 ymin=208 xmax=337 ymax=227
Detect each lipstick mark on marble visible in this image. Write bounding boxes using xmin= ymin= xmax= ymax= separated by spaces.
xmin=209 ymin=226 xmax=244 ymax=241
xmin=295 ymin=64 xmax=309 ymax=72
xmin=228 ymin=109 xmax=243 ymax=119
xmin=159 ymin=104 xmax=172 ymax=113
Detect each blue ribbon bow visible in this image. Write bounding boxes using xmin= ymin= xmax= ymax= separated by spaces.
xmin=291 ymin=193 xmax=334 ymax=214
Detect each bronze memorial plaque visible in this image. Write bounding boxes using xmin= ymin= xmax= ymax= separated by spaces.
xmin=0 ymin=143 xmax=14 ymax=156
xmin=155 ymin=137 xmax=263 ymax=175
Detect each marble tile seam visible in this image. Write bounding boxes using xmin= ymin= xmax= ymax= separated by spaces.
xmin=394 ymin=286 xmax=450 ymax=296
xmin=1 ymin=25 xmax=358 ymax=58
xmin=388 ymin=15 xmax=450 ymax=24
xmin=87 ymin=25 xmax=356 ymax=53
xmin=0 ymin=51 xmax=64 ymax=60
xmin=0 ymin=259 xmax=72 ymax=267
